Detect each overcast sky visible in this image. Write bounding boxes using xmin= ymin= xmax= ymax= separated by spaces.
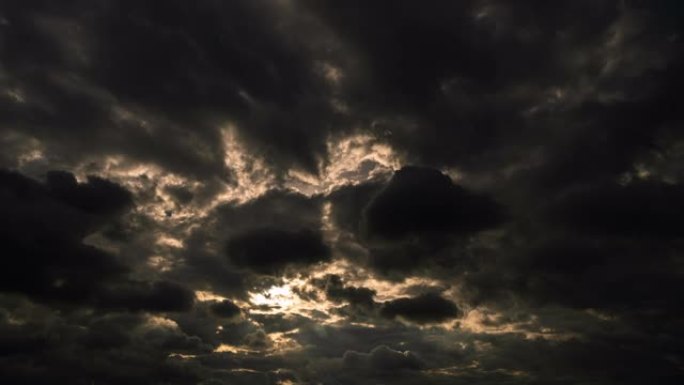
xmin=1 ymin=1 xmax=683 ymax=384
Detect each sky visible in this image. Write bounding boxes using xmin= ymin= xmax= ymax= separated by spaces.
xmin=1 ymin=1 xmax=683 ymax=384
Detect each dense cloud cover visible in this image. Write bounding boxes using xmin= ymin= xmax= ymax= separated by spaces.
xmin=1 ymin=0 xmax=684 ymax=384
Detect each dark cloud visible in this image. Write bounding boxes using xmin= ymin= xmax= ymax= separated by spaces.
xmin=216 ymin=190 xmax=323 ymax=233
xmin=0 ymin=169 xmax=129 ymax=302
xmin=363 ymin=166 xmax=505 ymax=240
xmin=46 ymin=170 xmax=133 ymax=216
xmin=546 ymin=180 xmax=684 ymax=238
xmin=380 ymin=293 xmax=461 ymax=324
xmin=226 ymin=227 xmax=330 ymax=274
xmin=328 ymin=167 xmax=504 ymax=276
xmin=2 ymin=0 xmax=684 ymax=384
xmin=305 ymin=0 xmax=684 ymax=185
xmin=343 ymin=345 xmax=424 ymax=371
xmin=471 ymin=235 xmax=684 ymax=314
xmin=315 ymin=274 xmax=376 ymax=308
xmin=0 ymin=305 xmax=208 ymax=385
xmin=170 ymin=190 xmax=323 ymax=296
xmin=209 ymin=300 xmax=241 ymax=319
xmin=164 ymin=184 xmax=195 ymax=205
xmin=327 ymin=180 xmax=384 ymax=234
xmin=0 ymin=0 xmax=348 ymax=178
xmin=96 ymin=280 xmax=196 ymax=313
xmin=455 ymin=181 xmax=684 ymax=317
xmin=0 ymin=168 xmax=198 ymax=315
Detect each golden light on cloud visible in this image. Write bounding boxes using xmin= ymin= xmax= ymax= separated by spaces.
xmin=3 ymin=132 xmax=45 ymax=168
xmin=195 ymin=290 xmax=228 ymax=302
xmin=246 ymin=278 xmax=346 ymax=325
xmin=249 ymin=284 xmax=301 ymax=312
xmin=308 ymin=259 xmax=449 ymax=303
xmin=214 ymin=344 xmax=256 ymax=354
xmin=1 ymin=1 xmax=677 ymax=383
xmin=146 ymin=255 xmax=174 ymax=272
xmin=267 ymin=331 xmax=302 ymax=354
xmin=80 ymin=154 xmax=202 ymax=222
xmin=218 ymin=124 xmax=277 ymax=204
xmin=459 ymin=308 xmax=578 ymax=341
xmin=214 ymin=330 xmax=302 ymax=355
xmin=143 ymin=314 xmax=180 ymax=330
xmin=215 ymin=127 xmax=401 ymax=209
xmin=18 ymin=148 xmax=44 ymax=166
xmin=317 ymin=61 xmax=344 ymax=86
xmin=75 ymin=129 xmax=400 ymax=228
xmin=285 ymin=133 xmax=401 ymax=196
xmin=156 ymin=235 xmax=184 ymax=248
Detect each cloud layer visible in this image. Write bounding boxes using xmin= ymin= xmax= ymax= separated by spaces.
xmin=1 ymin=0 xmax=684 ymax=384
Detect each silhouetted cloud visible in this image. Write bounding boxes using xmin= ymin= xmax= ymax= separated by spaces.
xmin=209 ymin=300 xmax=242 ymax=319
xmin=363 ymin=166 xmax=505 ymax=240
xmin=381 ymin=293 xmax=461 ymax=324
xmin=227 ymin=228 xmax=330 ymax=274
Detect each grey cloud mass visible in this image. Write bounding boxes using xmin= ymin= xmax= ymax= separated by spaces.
xmin=1 ymin=0 xmax=684 ymax=384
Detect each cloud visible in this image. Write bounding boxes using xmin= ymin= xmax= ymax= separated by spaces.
xmin=226 ymin=228 xmax=330 ymax=275
xmin=0 ymin=309 xmax=208 ymax=385
xmin=2 ymin=0 xmax=684 ymax=384
xmin=209 ymin=300 xmax=242 ymax=319
xmin=304 ymin=0 xmax=683 ymax=184
xmin=0 ymin=169 xmax=129 ymax=302
xmin=0 ymin=168 xmax=197 ymax=314
xmin=546 ymin=180 xmax=684 ymax=238
xmin=380 ymin=293 xmax=461 ymax=324
xmin=363 ymin=166 xmax=505 ymax=240
xmin=343 ymin=345 xmax=424 ymax=371
xmin=169 ymin=190 xmax=324 ymax=296
xmin=46 ymin=170 xmax=133 ymax=215
xmin=0 ymin=0 xmax=346 ymax=179
xmin=96 ymin=280 xmax=196 ymax=313
xmin=327 ymin=180 xmax=384 ymax=234
xmin=327 ymin=167 xmax=504 ymax=276
xmin=315 ymin=274 xmax=376 ymax=308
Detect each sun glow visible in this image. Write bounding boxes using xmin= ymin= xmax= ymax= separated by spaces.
xmin=246 ymin=279 xmax=346 ymax=324
xmin=249 ymin=284 xmax=301 ymax=312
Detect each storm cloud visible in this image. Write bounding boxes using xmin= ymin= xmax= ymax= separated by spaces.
xmin=1 ymin=0 xmax=684 ymax=384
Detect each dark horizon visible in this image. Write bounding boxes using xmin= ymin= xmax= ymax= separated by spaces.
xmin=1 ymin=1 xmax=683 ymax=384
